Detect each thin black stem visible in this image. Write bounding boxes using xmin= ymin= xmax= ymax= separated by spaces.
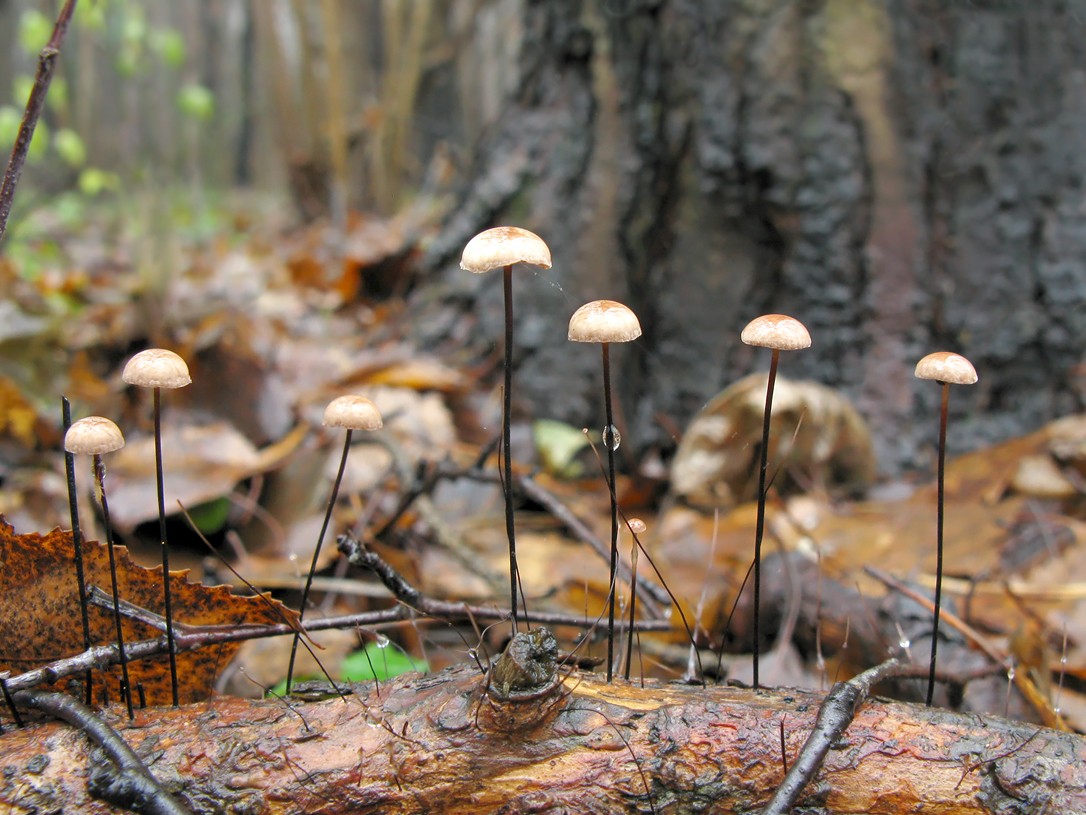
xmin=927 ymin=382 xmax=950 ymax=707
xmin=285 ymin=429 xmax=353 ymax=693
xmin=752 ymin=349 xmax=780 ymax=691
xmin=602 ymin=342 xmax=618 ymax=683
xmin=152 ymin=388 xmax=180 ymax=707
xmin=12 ymin=690 xmax=189 ymax=815
xmin=0 ymin=0 xmax=78 ymax=246
xmin=94 ymin=454 xmax=133 ymax=719
xmin=623 ymin=531 xmax=638 ymax=681
xmin=502 ymin=263 xmax=520 ymax=634
xmin=61 ymin=397 xmax=93 ymax=705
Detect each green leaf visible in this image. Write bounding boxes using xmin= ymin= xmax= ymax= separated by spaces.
xmin=18 ymin=9 xmax=52 ymax=55
xmin=53 ymin=128 xmax=86 ymax=168
xmin=12 ymin=76 xmax=34 ymax=107
xmin=77 ymin=167 xmax=120 ymax=196
xmin=342 ymin=641 xmax=427 ymax=682
xmin=0 ymin=107 xmax=21 ymax=148
xmin=177 ymin=84 xmax=214 ymax=121
xmin=151 ymin=29 xmax=186 ymax=69
xmin=185 ymin=497 xmax=231 ymax=534
xmin=533 ymin=418 xmax=595 ymax=478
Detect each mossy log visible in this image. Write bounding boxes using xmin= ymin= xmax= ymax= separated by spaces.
xmin=1 ymin=664 xmax=1083 ymax=814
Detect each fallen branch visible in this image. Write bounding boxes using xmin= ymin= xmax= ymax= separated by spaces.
xmin=0 ymin=664 xmax=1081 ymax=813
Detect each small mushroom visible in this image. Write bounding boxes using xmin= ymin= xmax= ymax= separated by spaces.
xmin=915 ymin=350 xmax=977 ymax=706
xmin=569 ymin=299 xmax=642 ymax=682
xmin=65 ymin=416 xmax=133 ymax=718
xmin=122 ymin=348 xmax=191 ymax=707
xmin=461 ymin=226 xmax=552 ymax=633
xmin=740 ymin=313 xmax=811 ymax=690
xmin=285 ymin=395 xmax=384 ymax=694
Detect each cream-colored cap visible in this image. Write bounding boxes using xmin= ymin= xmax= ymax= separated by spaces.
xmin=460 ymin=226 xmax=552 ymax=273
xmin=122 ymin=348 xmax=192 ymax=389
xmin=65 ymin=416 xmax=125 ymax=455
xmin=323 ymin=395 xmax=383 ymax=431
xmin=914 ymin=351 xmax=978 ymax=385
xmin=740 ymin=314 xmax=812 ymax=351
xmin=568 ymin=299 xmax=642 ymax=343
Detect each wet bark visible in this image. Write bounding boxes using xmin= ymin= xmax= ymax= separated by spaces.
xmin=421 ymin=0 xmax=1086 ymax=475
xmin=1 ymin=665 xmax=1083 ymax=814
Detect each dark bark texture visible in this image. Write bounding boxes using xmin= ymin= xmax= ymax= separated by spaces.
xmin=2 ymin=666 xmax=1085 ymax=814
xmin=422 ymin=0 xmax=1086 ymax=474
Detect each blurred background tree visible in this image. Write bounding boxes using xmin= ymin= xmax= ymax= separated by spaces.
xmin=1 ymin=0 xmax=1084 ymax=476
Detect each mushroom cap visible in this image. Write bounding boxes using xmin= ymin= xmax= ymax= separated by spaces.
xmin=568 ymin=299 xmax=642 ymax=344
xmin=122 ymin=348 xmax=192 ymax=389
xmin=740 ymin=314 xmax=812 ymax=351
xmin=914 ymin=351 xmax=978 ymax=385
xmin=460 ymin=226 xmax=552 ymax=273
xmin=323 ymin=395 xmax=383 ymax=431
xmin=65 ymin=416 xmax=125 ymax=455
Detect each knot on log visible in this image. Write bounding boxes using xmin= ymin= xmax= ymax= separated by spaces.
xmin=476 ymin=628 xmax=562 ymax=732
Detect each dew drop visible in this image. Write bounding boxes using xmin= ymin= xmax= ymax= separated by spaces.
xmin=898 ymin=637 xmax=911 ymax=651
xmin=375 ymin=634 xmax=390 ymax=649
xmin=1007 ymin=666 xmax=1016 ymax=681
xmin=603 ymin=424 xmax=621 ymax=451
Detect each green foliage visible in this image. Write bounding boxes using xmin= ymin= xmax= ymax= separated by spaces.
xmin=17 ymin=9 xmax=53 ymax=55
xmin=53 ymin=129 xmax=86 ymax=168
xmin=534 ymin=419 xmax=596 ymax=478
xmin=150 ymin=29 xmax=186 ymax=69
xmin=177 ymin=84 xmax=215 ymax=122
xmin=342 ymin=641 xmax=428 ymax=682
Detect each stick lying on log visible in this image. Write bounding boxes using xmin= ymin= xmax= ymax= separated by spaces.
xmin=1 ymin=659 xmax=1082 ymax=814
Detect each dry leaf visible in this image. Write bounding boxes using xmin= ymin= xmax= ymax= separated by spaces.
xmin=0 ymin=517 xmax=297 ymax=705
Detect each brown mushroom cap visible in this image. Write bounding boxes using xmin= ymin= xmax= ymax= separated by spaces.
xmin=122 ymin=349 xmax=192 ymax=389
xmin=740 ymin=314 xmax=812 ymax=351
xmin=914 ymin=351 xmax=978 ymax=385
xmin=323 ymin=395 xmax=383 ymax=431
xmin=568 ymin=299 xmax=642 ymax=344
xmin=460 ymin=226 xmax=552 ymax=273
xmin=64 ymin=416 xmax=125 ymax=455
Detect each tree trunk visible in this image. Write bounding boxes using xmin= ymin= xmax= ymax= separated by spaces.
xmin=1 ymin=665 xmax=1083 ymax=814
xmin=421 ymin=0 xmax=1086 ymax=475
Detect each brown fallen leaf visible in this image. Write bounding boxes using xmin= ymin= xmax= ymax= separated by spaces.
xmin=0 ymin=517 xmax=297 ymax=705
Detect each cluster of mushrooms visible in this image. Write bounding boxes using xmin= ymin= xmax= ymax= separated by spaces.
xmin=62 ymin=224 xmax=978 ymax=709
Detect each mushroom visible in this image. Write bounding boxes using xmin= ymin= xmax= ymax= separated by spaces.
xmin=121 ymin=348 xmax=191 ymax=706
xmin=914 ymin=350 xmax=978 ymax=706
xmin=65 ymin=416 xmax=133 ymax=718
xmin=568 ymin=299 xmax=642 ymax=682
xmin=461 ymin=226 xmax=552 ymax=633
xmin=285 ymin=395 xmax=383 ymax=694
xmin=740 ymin=313 xmax=811 ymax=690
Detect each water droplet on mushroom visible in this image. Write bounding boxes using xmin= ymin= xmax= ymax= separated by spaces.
xmin=603 ymin=424 xmax=621 ymax=451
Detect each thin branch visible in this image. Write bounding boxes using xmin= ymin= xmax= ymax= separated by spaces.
xmin=12 ymin=690 xmax=189 ymax=815
xmin=0 ymin=0 xmax=79 ymax=246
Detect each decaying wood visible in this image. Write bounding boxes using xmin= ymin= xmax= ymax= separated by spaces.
xmin=2 ymin=664 xmax=1083 ymax=814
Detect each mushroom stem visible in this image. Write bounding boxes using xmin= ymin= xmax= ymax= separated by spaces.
xmin=151 ymin=387 xmax=180 ymax=707
xmin=94 ymin=453 xmax=133 ymax=719
xmin=601 ymin=342 xmax=620 ymax=682
xmin=61 ymin=396 xmax=93 ymax=705
xmin=502 ymin=263 xmax=522 ymax=634
xmin=752 ymin=348 xmax=780 ymax=691
xmin=623 ymin=531 xmax=639 ymax=681
xmin=286 ymin=428 xmax=354 ymax=694
xmin=926 ymin=381 xmax=950 ymax=707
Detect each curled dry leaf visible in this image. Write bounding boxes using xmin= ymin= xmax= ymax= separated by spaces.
xmin=0 ymin=517 xmax=298 ymax=705
xmin=669 ymin=373 xmax=876 ymax=509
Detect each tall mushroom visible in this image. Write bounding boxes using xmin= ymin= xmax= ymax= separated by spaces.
xmin=568 ymin=299 xmax=642 ymax=682
xmin=121 ymin=348 xmax=191 ymax=707
xmin=740 ymin=313 xmax=811 ymax=690
xmin=914 ymin=350 xmax=978 ymax=706
xmin=285 ymin=394 xmax=383 ymax=693
xmin=461 ymin=226 xmax=552 ymax=633
xmin=61 ymin=396 xmax=93 ymax=704
xmin=64 ymin=416 xmax=133 ymax=718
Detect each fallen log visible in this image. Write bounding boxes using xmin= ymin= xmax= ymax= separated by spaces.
xmin=0 ymin=662 xmax=1083 ymax=814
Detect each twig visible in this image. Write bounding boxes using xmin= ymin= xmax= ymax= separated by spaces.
xmin=11 ymin=690 xmax=190 ymax=815
xmin=0 ymin=0 xmax=78 ymax=245
xmin=760 ymin=659 xmax=908 ymax=815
